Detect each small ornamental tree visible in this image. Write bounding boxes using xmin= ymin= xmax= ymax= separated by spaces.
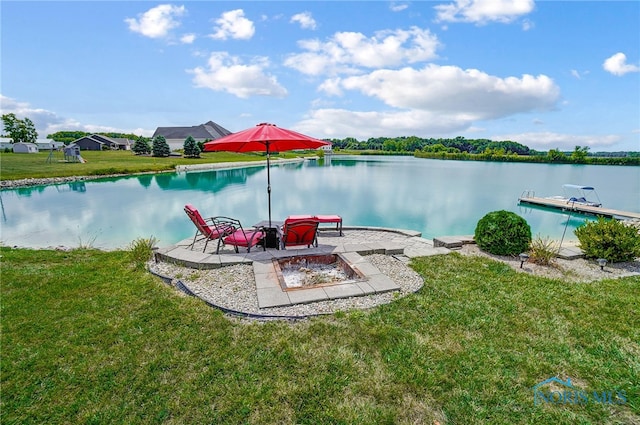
xmin=575 ymin=217 xmax=640 ymax=263
xmin=183 ymin=135 xmax=201 ymax=158
xmin=132 ymin=138 xmax=151 ymax=155
xmin=474 ymin=210 xmax=532 ymax=256
xmin=152 ymin=135 xmax=170 ymax=157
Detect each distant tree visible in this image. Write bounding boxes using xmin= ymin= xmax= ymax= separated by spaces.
xmin=152 ymin=135 xmax=170 ymax=157
xmin=183 ymin=135 xmax=201 ymax=158
xmin=2 ymin=113 xmax=38 ymax=144
xmin=570 ymin=145 xmax=589 ymax=163
xmin=547 ymin=148 xmax=567 ymax=162
xmin=132 ymin=138 xmax=151 ymax=155
xmin=47 ymin=131 xmax=89 ymax=144
xmin=423 ymin=143 xmax=458 ymax=153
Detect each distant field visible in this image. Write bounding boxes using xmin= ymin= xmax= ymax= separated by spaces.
xmin=0 ymin=150 xmax=302 ymax=180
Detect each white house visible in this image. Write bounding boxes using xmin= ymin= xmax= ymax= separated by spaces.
xmin=12 ymin=142 xmax=39 ymax=153
xmin=320 ymin=144 xmax=333 ymax=153
xmin=36 ymin=139 xmax=65 ymax=150
xmin=152 ymin=121 xmax=231 ymax=151
xmin=0 ymin=137 xmax=13 ymax=150
xmin=1 ymin=138 xmax=62 ymax=151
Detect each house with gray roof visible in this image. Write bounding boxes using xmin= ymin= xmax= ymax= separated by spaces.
xmin=152 ymin=121 xmax=231 ymax=150
xmin=72 ymin=134 xmax=132 ymax=151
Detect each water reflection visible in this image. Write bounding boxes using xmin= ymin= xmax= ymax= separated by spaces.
xmin=151 ymin=166 xmax=264 ymax=192
xmin=1 ymin=156 xmax=637 ymax=249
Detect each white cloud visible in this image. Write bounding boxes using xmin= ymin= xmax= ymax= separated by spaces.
xmin=210 ymin=9 xmax=255 ymax=40
xmin=284 ymin=27 xmax=440 ymax=76
xmin=317 ymin=78 xmax=344 ymax=96
xmin=336 ymin=64 xmax=559 ymax=119
xmin=295 ymin=108 xmax=471 ymax=139
xmin=521 ymin=18 xmax=534 ymax=31
xmin=435 ymin=0 xmax=535 ymax=25
xmin=0 ymin=95 xmax=154 ymax=137
xmin=180 ymin=33 xmax=196 ymax=44
xmin=603 ymin=52 xmax=640 ymax=76
xmin=493 ymin=132 xmax=621 ymax=151
xmin=125 ymin=4 xmax=186 ymax=39
xmin=390 ymin=3 xmax=409 ymax=12
xmin=294 ymin=65 xmax=560 ymax=140
xmin=290 ymin=12 xmax=317 ymax=30
xmin=188 ymin=52 xmax=287 ymax=98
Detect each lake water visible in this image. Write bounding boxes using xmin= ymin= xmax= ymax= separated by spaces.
xmin=1 ymin=156 xmax=638 ymax=249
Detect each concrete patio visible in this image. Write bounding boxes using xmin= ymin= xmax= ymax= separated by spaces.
xmin=154 ymin=226 xmax=452 ymax=307
xmin=154 ymin=226 xmax=452 ymax=269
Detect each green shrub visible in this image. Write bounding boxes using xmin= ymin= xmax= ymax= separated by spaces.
xmin=475 ymin=210 xmax=532 ymax=255
xmin=183 ymin=135 xmax=201 ymax=158
xmin=132 ymin=138 xmax=151 ymax=155
xmin=529 ymin=234 xmax=559 ymax=265
xmin=574 ymin=217 xmax=640 ymax=263
xmin=128 ymin=236 xmax=159 ymax=270
xmin=152 ymin=135 xmax=171 ymax=157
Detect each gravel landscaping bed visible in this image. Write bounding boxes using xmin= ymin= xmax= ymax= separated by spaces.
xmin=459 ymin=244 xmax=640 ymax=282
xmin=149 ymin=254 xmax=424 ymax=319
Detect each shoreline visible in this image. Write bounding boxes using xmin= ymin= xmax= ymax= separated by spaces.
xmin=0 ymin=157 xmax=311 ymax=189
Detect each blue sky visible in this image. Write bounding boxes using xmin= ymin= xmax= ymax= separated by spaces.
xmin=1 ymin=1 xmax=639 ymax=151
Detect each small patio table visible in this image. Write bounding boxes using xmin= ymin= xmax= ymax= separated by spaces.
xmin=253 ymin=220 xmax=284 ymax=249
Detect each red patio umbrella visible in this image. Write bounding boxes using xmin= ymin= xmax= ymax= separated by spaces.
xmin=203 ymin=123 xmax=331 ymax=229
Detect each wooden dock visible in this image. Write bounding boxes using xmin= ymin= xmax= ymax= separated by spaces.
xmin=518 ymin=196 xmax=640 ymax=220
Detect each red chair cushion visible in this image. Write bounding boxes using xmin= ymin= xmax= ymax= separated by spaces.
xmin=314 ymin=215 xmax=341 ymax=223
xmin=224 ymin=229 xmax=263 ymax=248
xmin=281 ymin=220 xmax=318 ymax=247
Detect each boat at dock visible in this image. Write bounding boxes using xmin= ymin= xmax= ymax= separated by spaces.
xmin=546 ymin=184 xmax=602 ymax=207
xmin=518 ymin=184 xmax=640 ymax=220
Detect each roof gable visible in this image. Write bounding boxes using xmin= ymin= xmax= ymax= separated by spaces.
xmin=74 ymin=136 xmax=104 ymax=145
xmin=153 ymin=121 xmax=231 ymax=141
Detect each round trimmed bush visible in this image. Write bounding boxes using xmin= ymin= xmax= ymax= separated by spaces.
xmin=575 ymin=216 xmax=640 ymax=263
xmin=474 ymin=210 xmax=532 ymax=255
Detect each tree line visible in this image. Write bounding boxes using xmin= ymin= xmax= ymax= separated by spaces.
xmin=3 ymin=114 xmax=637 ymax=164
xmin=327 ymin=136 xmax=532 ymax=155
xmin=46 ymin=130 xmax=149 ymax=145
xmin=328 ymin=135 xmax=639 ymax=165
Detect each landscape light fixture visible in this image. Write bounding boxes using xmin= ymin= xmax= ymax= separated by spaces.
xmin=152 ymin=246 xmax=159 ymax=264
xmin=519 ymin=253 xmax=529 ymax=268
xmin=597 ymin=258 xmax=607 ymax=271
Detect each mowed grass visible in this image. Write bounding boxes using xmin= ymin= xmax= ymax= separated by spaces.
xmin=1 ymin=248 xmax=638 ymax=424
xmin=0 ymin=150 xmax=303 ymax=180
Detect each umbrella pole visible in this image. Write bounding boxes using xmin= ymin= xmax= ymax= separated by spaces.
xmin=266 ymin=142 xmax=272 ymax=228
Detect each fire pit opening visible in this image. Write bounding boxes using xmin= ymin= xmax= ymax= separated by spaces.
xmin=273 ymin=254 xmax=366 ymax=290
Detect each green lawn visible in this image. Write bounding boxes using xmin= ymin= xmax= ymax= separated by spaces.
xmin=1 ymin=247 xmax=638 ymax=424
xmin=0 ymin=150 xmax=305 ymax=180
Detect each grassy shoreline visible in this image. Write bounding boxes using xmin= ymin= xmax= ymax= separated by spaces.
xmin=2 ymin=247 xmax=638 ymax=424
xmin=0 ymin=150 xmax=306 ymax=182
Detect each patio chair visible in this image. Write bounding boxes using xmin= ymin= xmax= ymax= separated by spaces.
xmin=215 ymin=217 xmax=265 ymax=254
xmin=184 ymin=204 xmax=235 ymax=252
xmin=285 ymin=214 xmax=343 ymax=236
xmin=278 ymin=217 xmax=319 ymax=250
